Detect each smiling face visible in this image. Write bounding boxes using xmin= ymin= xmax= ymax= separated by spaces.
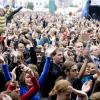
xmin=25 ymin=73 xmax=33 ymax=87
xmin=89 ymin=33 xmax=97 ymax=41
xmin=85 ymin=66 xmax=91 ymax=75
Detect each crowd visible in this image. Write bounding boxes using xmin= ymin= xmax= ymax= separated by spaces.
xmin=0 ymin=5 xmax=100 ymax=100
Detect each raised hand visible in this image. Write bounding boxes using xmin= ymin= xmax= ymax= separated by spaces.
xmin=83 ymin=58 xmax=89 ymax=63
xmin=23 ymin=66 xmax=34 ymax=77
xmin=82 ymin=80 xmax=93 ymax=92
xmin=46 ymin=46 xmax=56 ymax=57
xmin=11 ymin=67 xmax=17 ymax=81
xmin=0 ymin=55 xmax=4 ymax=64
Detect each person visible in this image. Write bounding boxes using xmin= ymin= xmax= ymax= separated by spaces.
xmin=49 ymin=79 xmax=88 ymax=100
xmin=4 ymin=5 xmax=23 ymax=24
xmin=0 ymin=8 xmax=6 ymax=51
xmin=90 ymin=46 xmax=100 ymax=93
xmin=33 ymin=47 xmax=56 ymax=100
xmin=19 ymin=67 xmax=40 ymax=100
xmin=40 ymin=48 xmax=64 ymax=97
xmin=20 ymin=47 xmax=56 ymax=100
xmin=0 ymin=55 xmax=6 ymax=92
xmin=74 ymin=42 xmax=84 ymax=63
xmin=89 ymin=0 xmax=100 ymax=20
xmin=0 ymin=8 xmax=6 ymax=34
xmin=63 ymin=58 xmax=96 ymax=99
xmin=0 ymin=93 xmax=13 ymax=100
xmin=1 ymin=91 xmax=21 ymax=100
xmin=90 ymin=45 xmax=100 ymax=72
xmin=90 ymin=92 xmax=100 ymax=100
xmin=82 ymin=0 xmax=91 ymax=18
xmin=74 ymin=0 xmax=91 ymax=18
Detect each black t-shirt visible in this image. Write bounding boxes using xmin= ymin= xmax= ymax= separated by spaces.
xmin=71 ymin=78 xmax=82 ymax=100
xmin=0 ymin=71 xmax=6 ymax=92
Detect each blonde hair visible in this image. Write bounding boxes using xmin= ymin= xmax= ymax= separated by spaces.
xmin=63 ymin=61 xmax=75 ymax=69
xmin=18 ymin=43 xmax=24 ymax=48
xmin=90 ymin=92 xmax=100 ymax=100
xmin=49 ymin=80 xmax=71 ymax=97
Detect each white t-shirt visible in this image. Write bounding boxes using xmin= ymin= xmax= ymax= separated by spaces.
xmin=90 ymin=0 xmax=100 ymax=6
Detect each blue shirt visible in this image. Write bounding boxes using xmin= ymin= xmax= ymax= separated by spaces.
xmin=20 ymin=57 xmax=51 ymax=100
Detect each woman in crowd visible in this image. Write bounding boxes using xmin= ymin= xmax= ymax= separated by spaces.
xmin=0 ymin=5 xmax=100 ymax=100
xmin=49 ymin=79 xmax=88 ymax=100
xmin=19 ymin=67 xmax=40 ymax=100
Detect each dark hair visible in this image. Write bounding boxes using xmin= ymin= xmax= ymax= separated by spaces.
xmin=5 ymin=81 xmax=17 ymax=90
xmin=52 ymin=48 xmax=63 ymax=57
xmin=62 ymin=61 xmax=75 ymax=77
xmin=90 ymin=92 xmax=100 ymax=100
xmin=10 ymin=91 xmax=21 ymax=100
xmin=63 ymin=61 xmax=75 ymax=71
xmin=19 ymin=71 xmax=33 ymax=87
xmin=19 ymin=72 xmax=26 ymax=87
xmin=4 ymin=5 xmax=9 ymax=8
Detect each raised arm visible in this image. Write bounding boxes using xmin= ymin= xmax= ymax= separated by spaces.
xmin=38 ymin=47 xmax=56 ymax=87
xmin=21 ymin=77 xmax=40 ymax=100
xmin=78 ymin=59 xmax=88 ymax=78
xmin=71 ymin=86 xmax=88 ymax=100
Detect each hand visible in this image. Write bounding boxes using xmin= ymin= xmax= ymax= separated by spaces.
xmin=11 ymin=50 xmax=19 ymax=57
xmin=83 ymin=58 xmax=89 ymax=64
xmin=13 ymin=88 xmax=20 ymax=93
xmin=11 ymin=67 xmax=17 ymax=81
xmin=68 ymin=85 xmax=73 ymax=92
xmin=82 ymin=80 xmax=93 ymax=92
xmin=29 ymin=69 xmax=34 ymax=77
xmin=19 ymin=64 xmax=27 ymax=70
xmin=46 ymin=46 xmax=56 ymax=57
xmin=23 ymin=67 xmax=34 ymax=77
xmin=0 ymin=55 xmax=4 ymax=64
